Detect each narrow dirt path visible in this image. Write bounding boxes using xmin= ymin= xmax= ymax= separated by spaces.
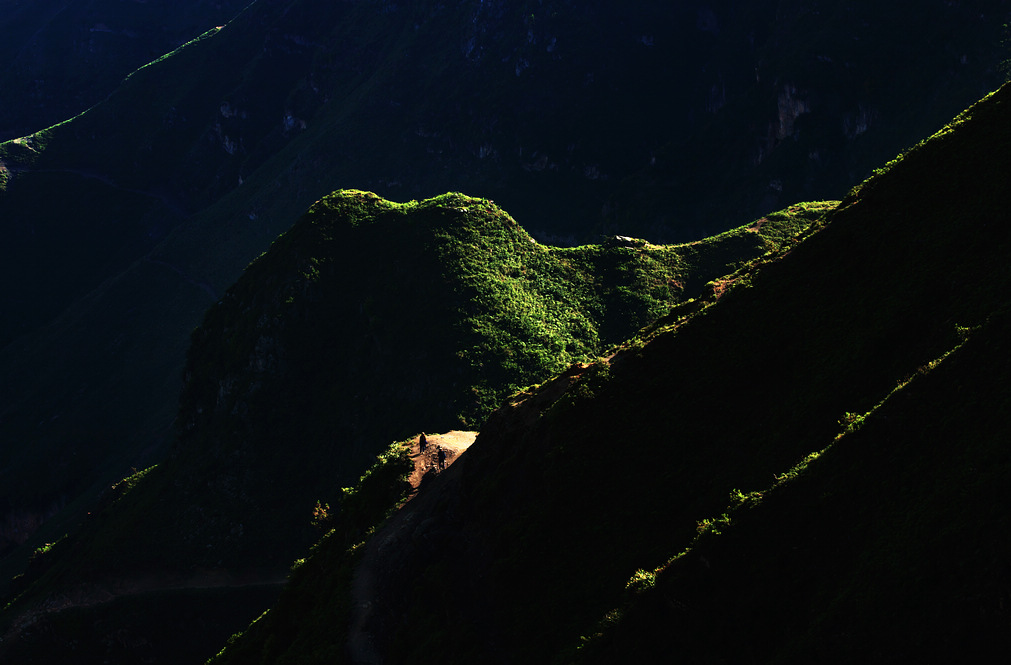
xmin=347 ymin=430 xmax=477 ymax=664
xmin=406 ymin=430 xmax=476 ymax=494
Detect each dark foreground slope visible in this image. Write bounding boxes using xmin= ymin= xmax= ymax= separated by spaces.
xmin=0 ymin=192 xmax=821 ymax=664
xmin=1 ymin=1 xmax=1008 ymax=575
xmin=212 ymin=84 xmax=1011 ymax=663
xmin=577 ymin=288 xmax=1011 ymax=664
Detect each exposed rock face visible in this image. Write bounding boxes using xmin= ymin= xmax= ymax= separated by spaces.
xmin=0 ymin=505 xmax=59 ymax=553
xmin=843 ymin=103 xmax=877 ymax=139
xmin=776 ymin=83 xmax=809 ymax=139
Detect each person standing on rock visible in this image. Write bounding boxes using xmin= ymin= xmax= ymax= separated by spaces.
xmin=419 ymin=432 xmax=428 ymax=452
xmin=437 ymin=446 xmax=447 ymax=470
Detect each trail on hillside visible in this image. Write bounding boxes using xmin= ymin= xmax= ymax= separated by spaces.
xmin=348 ymin=430 xmax=477 ymax=664
xmin=405 ymin=430 xmax=476 ymax=495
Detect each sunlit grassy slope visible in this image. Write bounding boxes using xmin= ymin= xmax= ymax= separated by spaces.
xmin=21 ymin=191 xmax=821 ymax=574
xmin=210 ymin=83 xmax=1011 ymax=664
xmin=0 ymin=191 xmax=825 ymax=663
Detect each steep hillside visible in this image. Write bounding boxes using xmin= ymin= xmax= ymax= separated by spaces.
xmin=576 ymin=297 xmax=1011 ymax=664
xmin=2 ymin=2 xmax=1009 ymax=578
xmin=209 ymin=82 xmax=1011 ymax=663
xmin=0 ymin=191 xmax=823 ymax=663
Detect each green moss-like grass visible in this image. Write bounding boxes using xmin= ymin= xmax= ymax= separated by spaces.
xmin=1 ymin=190 xmax=828 ymax=661
xmin=201 ymin=193 xmax=831 ymax=664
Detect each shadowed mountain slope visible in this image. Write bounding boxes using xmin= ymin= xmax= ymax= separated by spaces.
xmin=0 ymin=0 xmax=249 ymax=141
xmin=0 ymin=191 xmax=823 ymax=663
xmin=576 ymin=296 xmax=1011 ymax=665
xmin=2 ymin=0 xmax=1009 ymax=581
xmin=210 ymin=82 xmax=1011 ymax=663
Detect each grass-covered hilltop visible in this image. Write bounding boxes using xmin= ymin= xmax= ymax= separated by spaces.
xmin=0 ymin=189 xmax=824 ymax=663
xmin=1 ymin=1 xmax=1008 ymax=576
xmin=205 ymin=83 xmax=1011 ymax=663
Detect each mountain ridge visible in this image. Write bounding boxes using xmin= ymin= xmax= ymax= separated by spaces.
xmin=208 ymin=81 xmax=1011 ymax=663
xmin=3 ymin=1 xmax=1008 ymax=576
xmin=0 ymin=0 xmax=250 ymax=141
xmin=0 ymin=190 xmax=824 ymax=663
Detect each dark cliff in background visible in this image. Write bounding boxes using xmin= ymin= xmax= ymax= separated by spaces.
xmin=0 ymin=0 xmax=249 ymax=141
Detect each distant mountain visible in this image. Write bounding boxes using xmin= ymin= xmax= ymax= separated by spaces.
xmin=1 ymin=0 xmax=1009 ymax=650
xmin=207 ymin=82 xmax=1011 ymax=663
xmin=0 ymin=0 xmax=249 ymax=141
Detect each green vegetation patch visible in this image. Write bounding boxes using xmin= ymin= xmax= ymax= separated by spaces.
xmin=313 ymin=84 xmax=1011 ymax=665
xmin=1 ymin=189 xmax=830 ymax=663
xmin=171 ymin=191 xmax=829 ymax=662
